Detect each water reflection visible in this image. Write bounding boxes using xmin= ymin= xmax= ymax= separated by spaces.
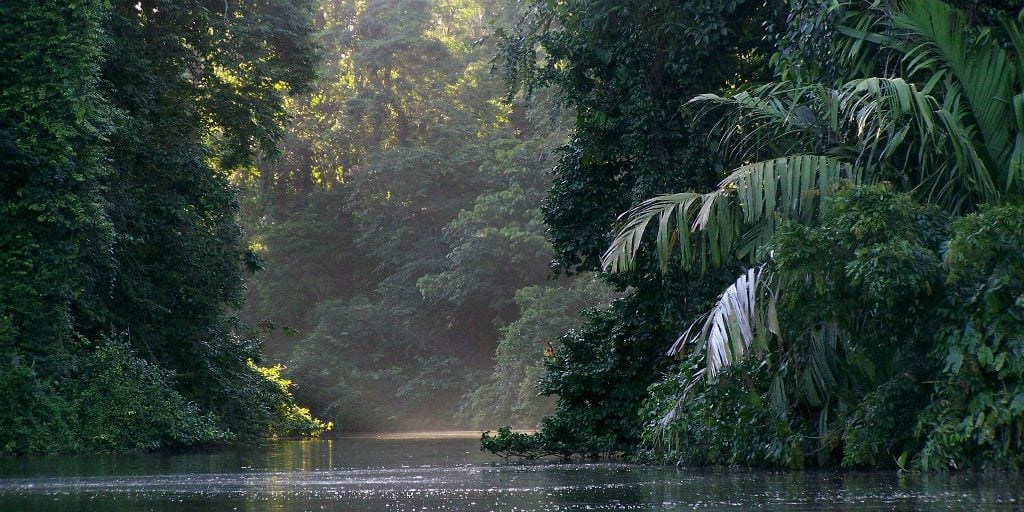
xmin=0 ymin=437 xmax=1021 ymax=511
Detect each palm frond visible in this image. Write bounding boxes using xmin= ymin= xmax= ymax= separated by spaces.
xmin=832 ymin=0 xmax=890 ymax=76
xmin=1004 ymin=17 xmax=1024 ymax=192
xmin=602 ymin=156 xmax=860 ymax=273
xmin=601 ymin=192 xmax=716 ymax=273
xmin=799 ymin=322 xmax=844 ymax=407
xmin=831 ymin=75 xmax=1007 ymax=209
xmin=932 ymin=97 xmax=1000 ymax=208
xmin=668 ymin=264 xmax=780 ymax=379
xmin=691 ymin=76 xmax=945 ymax=179
xmin=689 ymin=83 xmax=827 ymax=162
xmin=1009 ymin=92 xmax=1024 ymax=192
xmin=893 ymin=0 xmax=1017 ymax=193
xmin=1004 ymin=16 xmax=1024 ymax=88
xmin=835 ymin=76 xmax=953 ymax=195
xmin=721 ymin=155 xmax=858 ymax=225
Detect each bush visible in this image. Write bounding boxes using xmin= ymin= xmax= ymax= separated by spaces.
xmin=63 ymin=338 xmax=231 ymax=452
xmin=0 ymin=335 xmax=229 ymax=454
xmin=531 ymin=297 xmax=673 ymax=458
xmin=481 ymin=427 xmax=559 ymax=459
xmin=0 ymin=316 xmax=72 ymax=454
xmin=842 ymin=372 xmax=928 ymax=468
xmin=640 ymin=356 xmax=808 ymax=467
xmin=917 ymin=203 xmax=1024 ymax=470
xmin=0 ymin=332 xmax=329 ymax=455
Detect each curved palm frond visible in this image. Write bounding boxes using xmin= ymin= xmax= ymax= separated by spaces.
xmin=832 ymin=75 xmax=1004 ymax=209
xmin=798 ymin=322 xmax=846 ymax=408
xmin=856 ymin=0 xmax=1024 ymax=206
xmin=690 ymin=83 xmax=828 ymax=162
xmin=894 ymin=0 xmax=1016 ymax=177
xmin=601 ymin=156 xmax=860 ymax=273
xmin=830 ymin=0 xmax=1022 ymax=205
xmin=1011 ymin=92 xmax=1024 ymax=193
xmin=690 ymin=77 xmax=944 ymax=178
xmin=833 ymin=76 xmax=963 ymax=200
xmin=668 ymin=264 xmax=780 ymax=379
xmin=932 ymin=91 xmax=1001 ymax=208
xmin=599 ymin=191 xmax=718 ymax=273
xmin=839 ymin=77 xmax=939 ymax=152
xmin=1001 ymin=18 xmax=1024 ymax=193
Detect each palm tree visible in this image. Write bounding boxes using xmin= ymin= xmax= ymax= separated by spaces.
xmin=602 ymin=0 xmax=1024 ymax=384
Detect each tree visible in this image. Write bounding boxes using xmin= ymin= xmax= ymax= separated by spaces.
xmin=1 ymin=0 xmax=327 ymax=453
xmin=605 ymin=0 xmax=1024 ymax=375
xmin=0 ymin=0 xmax=113 ymax=357
xmin=481 ymin=0 xmax=782 ymax=455
xmin=603 ymin=0 xmax=1024 ymax=468
xmin=98 ymin=0 xmax=323 ymax=440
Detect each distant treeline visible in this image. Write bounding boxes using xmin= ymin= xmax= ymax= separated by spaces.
xmin=1 ymin=0 xmax=328 ymax=454
xmin=236 ymin=0 xmax=615 ymax=431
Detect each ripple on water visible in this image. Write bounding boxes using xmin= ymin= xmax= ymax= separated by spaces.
xmin=0 ymin=439 xmax=1022 ymax=511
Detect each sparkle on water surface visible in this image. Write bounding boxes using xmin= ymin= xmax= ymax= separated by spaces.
xmin=0 ymin=434 xmax=1021 ymax=511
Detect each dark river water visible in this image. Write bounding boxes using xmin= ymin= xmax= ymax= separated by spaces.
xmin=0 ymin=434 xmax=1021 ymax=511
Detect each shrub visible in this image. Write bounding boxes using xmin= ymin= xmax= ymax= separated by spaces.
xmin=640 ymin=356 xmax=808 ymax=467
xmin=917 ymin=203 xmax=1024 ymax=470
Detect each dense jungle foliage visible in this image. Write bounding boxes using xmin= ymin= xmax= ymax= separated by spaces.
xmin=5 ymin=0 xmax=1023 ymax=471
xmin=0 ymin=0 xmax=328 ymax=454
xmin=482 ymin=0 xmax=1024 ymax=470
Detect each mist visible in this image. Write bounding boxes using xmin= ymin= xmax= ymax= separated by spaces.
xmin=236 ymin=0 xmax=613 ymax=433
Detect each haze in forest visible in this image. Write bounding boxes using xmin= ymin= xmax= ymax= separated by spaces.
xmin=235 ymin=0 xmax=614 ymax=432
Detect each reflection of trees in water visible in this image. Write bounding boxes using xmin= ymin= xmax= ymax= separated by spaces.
xmin=3 ymin=440 xmax=1022 ymax=511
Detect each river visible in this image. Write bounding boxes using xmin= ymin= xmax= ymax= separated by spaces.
xmin=0 ymin=434 xmax=1021 ymax=511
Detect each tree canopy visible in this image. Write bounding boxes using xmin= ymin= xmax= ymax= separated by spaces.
xmin=595 ymin=0 xmax=1024 ymax=469
xmin=483 ymin=0 xmax=1024 ymax=470
xmin=1 ymin=0 xmax=327 ymax=453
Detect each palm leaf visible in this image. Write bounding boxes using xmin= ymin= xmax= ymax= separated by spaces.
xmin=1003 ymin=17 xmax=1024 ymax=192
xmin=690 ymin=83 xmax=827 ymax=162
xmin=832 ymin=0 xmax=891 ymax=76
xmin=668 ymin=264 xmax=780 ymax=379
xmin=831 ymin=0 xmax=1021 ymax=203
xmin=834 ymin=75 xmax=1006 ymax=209
xmin=601 ymin=192 xmax=713 ymax=273
xmin=692 ymin=77 xmax=942 ymax=177
xmin=602 ymin=156 xmax=860 ymax=273
xmin=799 ymin=322 xmax=844 ymax=407
xmin=893 ymin=0 xmax=1017 ymax=193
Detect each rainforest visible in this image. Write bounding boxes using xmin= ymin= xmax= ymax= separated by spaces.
xmin=2 ymin=0 xmax=1023 ymax=474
